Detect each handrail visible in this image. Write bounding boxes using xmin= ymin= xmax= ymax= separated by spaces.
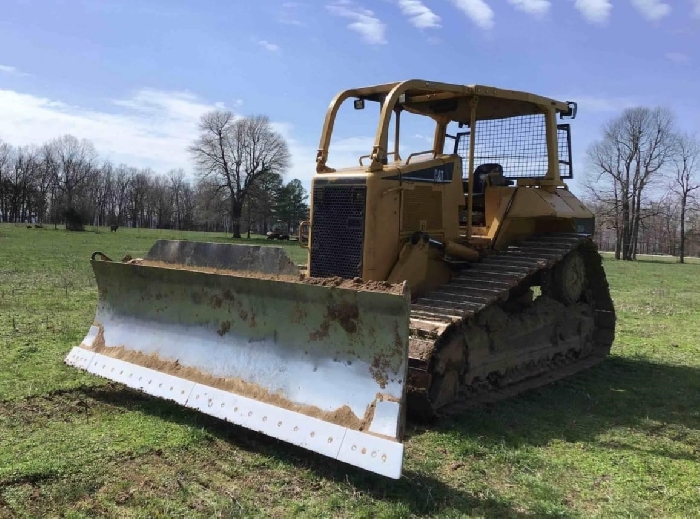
xmin=298 ymin=221 xmax=310 ymax=249
xmin=360 ymin=151 xmax=398 ymax=166
xmin=405 ymin=150 xmax=435 ymax=165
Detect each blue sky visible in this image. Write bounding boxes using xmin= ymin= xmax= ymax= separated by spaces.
xmin=0 ymin=0 xmax=699 ymax=195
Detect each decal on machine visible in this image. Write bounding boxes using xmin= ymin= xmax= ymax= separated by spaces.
xmin=382 ymin=162 xmax=454 ymax=184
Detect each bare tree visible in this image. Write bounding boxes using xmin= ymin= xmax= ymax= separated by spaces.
xmin=179 ymin=181 xmax=196 ymax=230
xmin=12 ymin=145 xmax=41 ymax=223
xmin=45 ymin=134 xmax=99 ymax=229
xmin=0 ymin=140 xmax=12 ymax=222
xmin=671 ymin=132 xmax=700 ymax=263
xmin=189 ymin=111 xmax=291 ymax=238
xmin=90 ymin=161 xmax=113 ymax=227
xmin=584 ymin=106 xmax=676 ymax=260
xmin=0 ymin=127 xmax=304 ymax=233
xmin=168 ymin=168 xmax=187 ymax=229
xmin=111 ymin=164 xmax=132 ymax=226
xmin=149 ymin=173 xmax=173 ymax=228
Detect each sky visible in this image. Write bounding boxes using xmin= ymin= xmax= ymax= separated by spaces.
xmin=0 ymin=0 xmax=699 ymax=196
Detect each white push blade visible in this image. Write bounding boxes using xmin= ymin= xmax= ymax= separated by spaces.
xmin=68 ymin=348 xmax=404 ymax=479
xmin=65 ymin=241 xmax=412 ymax=479
xmin=336 ymin=429 xmax=404 ymax=479
xmin=83 ymin=351 xmax=196 ymax=406
xmin=65 ymin=346 xmax=97 ymax=370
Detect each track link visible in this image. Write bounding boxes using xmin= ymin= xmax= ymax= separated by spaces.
xmin=406 ymin=232 xmax=616 ymax=422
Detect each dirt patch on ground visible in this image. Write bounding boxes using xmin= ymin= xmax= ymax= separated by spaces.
xmin=82 ymin=339 xmax=393 ymax=436
xmin=0 ymin=390 xmax=97 ymax=428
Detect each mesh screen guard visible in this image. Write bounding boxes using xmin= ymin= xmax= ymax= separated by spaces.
xmin=454 ymin=114 xmax=573 ymax=180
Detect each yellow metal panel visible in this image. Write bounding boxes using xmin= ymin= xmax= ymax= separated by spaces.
xmin=506 ymin=187 xmax=592 ymax=219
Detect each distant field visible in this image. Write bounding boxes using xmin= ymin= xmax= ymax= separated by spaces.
xmin=1 ymin=224 xmax=699 ymax=518
xmin=600 ymin=250 xmax=700 ymax=264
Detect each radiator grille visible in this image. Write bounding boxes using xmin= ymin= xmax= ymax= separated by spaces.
xmin=309 ymin=184 xmax=366 ymax=279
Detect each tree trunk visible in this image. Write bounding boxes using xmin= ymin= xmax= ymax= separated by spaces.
xmin=631 ymin=189 xmax=644 ymax=261
xmin=621 ymin=197 xmax=632 ymax=260
xmin=680 ymin=194 xmax=687 ymax=264
xmin=231 ymin=199 xmax=242 ymax=239
xmin=246 ymin=200 xmax=251 ymax=239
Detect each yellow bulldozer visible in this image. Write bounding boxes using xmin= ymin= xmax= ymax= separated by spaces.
xmin=65 ymin=79 xmax=616 ymax=479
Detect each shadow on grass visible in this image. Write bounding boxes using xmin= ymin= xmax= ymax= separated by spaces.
xmin=71 ymin=354 xmax=700 ymax=517
xmin=417 ymin=355 xmax=700 ymax=459
xmin=75 ymin=385 xmax=539 ymax=518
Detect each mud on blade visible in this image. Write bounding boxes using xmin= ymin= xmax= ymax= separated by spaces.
xmin=66 ymin=242 xmax=411 ymax=479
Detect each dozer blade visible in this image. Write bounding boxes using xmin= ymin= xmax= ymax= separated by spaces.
xmin=65 ymin=240 xmax=411 ymax=479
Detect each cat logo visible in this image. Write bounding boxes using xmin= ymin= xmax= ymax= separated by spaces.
xmin=433 ymin=168 xmax=445 ymax=183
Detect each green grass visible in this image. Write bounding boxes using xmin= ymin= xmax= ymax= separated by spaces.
xmin=1 ymin=223 xmax=699 ymax=518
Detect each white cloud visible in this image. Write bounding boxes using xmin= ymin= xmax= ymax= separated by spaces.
xmin=276 ymin=2 xmax=305 ymax=26
xmin=413 ymin=133 xmax=433 ymax=142
xmin=397 ymin=0 xmax=441 ymax=29
xmin=665 ymin=52 xmax=690 ymax=63
xmin=629 ymin=0 xmax=671 ymax=20
xmin=261 ymin=123 xmax=377 ymax=189
xmin=507 ymin=0 xmax=551 ymax=17
xmin=326 ymin=1 xmax=387 ymax=44
xmin=0 ymin=88 xmax=240 ymax=176
xmin=693 ymin=0 xmax=700 ymax=17
xmin=257 ymin=39 xmax=280 ymax=52
xmin=448 ymin=0 xmax=495 ymax=30
xmin=573 ymin=0 xmax=612 ymax=24
xmin=0 ymin=64 xmax=30 ymax=77
xmin=0 ymin=87 xmax=373 ymax=192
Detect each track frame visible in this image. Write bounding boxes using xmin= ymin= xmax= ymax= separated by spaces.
xmin=405 ymin=232 xmax=616 ymax=421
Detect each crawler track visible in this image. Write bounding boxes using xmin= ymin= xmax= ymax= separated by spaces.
xmin=406 ymin=232 xmax=616 ymax=422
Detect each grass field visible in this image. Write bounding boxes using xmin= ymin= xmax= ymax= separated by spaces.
xmin=1 ymin=224 xmax=699 ymax=518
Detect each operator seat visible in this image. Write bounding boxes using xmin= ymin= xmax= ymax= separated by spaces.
xmin=462 ymin=163 xmax=511 ymax=212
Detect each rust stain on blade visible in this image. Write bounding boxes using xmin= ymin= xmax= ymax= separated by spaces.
xmin=217 ymin=320 xmax=231 ymax=336
xmin=290 ymin=303 xmax=308 ymax=324
xmin=309 ymin=319 xmax=330 ymax=342
xmin=370 ymin=357 xmax=390 ymax=389
xmin=309 ymin=302 xmax=360 ymax=340
xmin=327 ymin=302 xmax=359 ymax=334
xmin=369 ymin=323 xmax=406 ymax=389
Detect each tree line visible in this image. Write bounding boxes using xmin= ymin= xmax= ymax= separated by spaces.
xmin=5 ymin=104 xmax=697 ymax=259
xmin=582 ymin=106 xmax=700 ymax=263
xmin=0 ymin=110 xmax=309 ymax=237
